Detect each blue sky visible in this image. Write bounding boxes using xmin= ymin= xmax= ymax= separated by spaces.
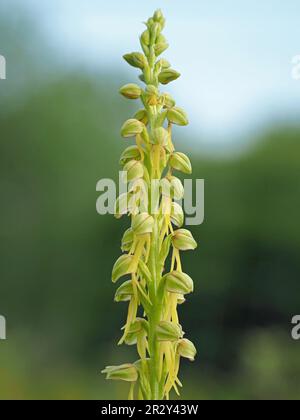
xmin=7 ymin=0 xmax=300 ymax=146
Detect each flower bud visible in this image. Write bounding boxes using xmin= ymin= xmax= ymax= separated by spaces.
xmin=144 ymin=85 xmax=159 ymax=106
xmin=158 ymin=69 xmax=180 ymax=85
xmin=153 ymin=127 xmax=168 ymax=146
xmin=167 ymin=107 xmax=188 ymax=126
xmin=123 ymin=52 xmax=147 ymax=69
xmin=169 ymin=152 xmax=192 ymax=174
xmin=162 ymin=93 xmax=176 ymax=109
xmin=114 ymin=280 xmax=133 ymax=302
xmin=140 ymin=29 xmax=150 ymax=47
xmin=156 ymin=321 xmax=183 ymax=342
xmin=121 ymin=119 xmax=144 ymax=138
xmin=177 ymin=338 xmax=197 ymax=361
xmin=134 ymin=109 xmax=148 ymax=125
xmin=123 ymin=160 xmax=144 ymax=182
xmin=119 ymin=145 xmax=141 ymax=165
xmin=157 ymin=58 xmax=170 ymax=69
xmin=121 ymin=228 xmax=134 ymax=252
xmin=114 ymin=193 xmax=129 ymax=219
xmin=171 ymin=229 xmax=197 ymax=251
xmin=153 ymin=9 xmax=164 ymax=23
xmin=153 ymin=9 xmax=166 ymax=30
xmin=119 ymin=83 xmax=142 ymax=99
xmin=163 ymin=271 xmax=193 ymax=294
xmin=171 ymin=202 xmax=184 ymax=227
xmin=112 ymin=254 xmax=134 ymax=283
xmin=102 ymin=364 xmax=138 ymax=382
xmin=132 ymin=212 xmax=154 ymax=235
xmin=155 ymin=42 xmax=169 ymax=57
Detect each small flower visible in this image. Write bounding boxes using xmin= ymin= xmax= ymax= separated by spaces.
xmin=169 ymin=152 xmax=192 ymax=174
xmin=114 ymin=280 xmax=134 ymax=302
xmin=170 ymin=202 xmax=184 ymax=227
xmin=123 ymin=160 xmax=144 ymax=182
xmin=162 ymin=93 xmax=176 ymax=109
xmin=112 ymin=254 xmax=134 ymax=283
xmin=167 ymin=107 xmax=188 ymax=126
xmin=156 ymin=321 xmax=183 ymax=342
xmin=121 ymin=228 xmax=134 ymax=252
xmin=119 ymin=145 xmax=141 ymax=165
xmin=177 ymin=338 xmax=197 ymax=361
xmin=121 ymin=119 xmax=144 ymax=138
xmin=132 ymin=212 xmax=154 ymax=235
xmin=102 ymin=364 xmax=138 ymax=382
xmin=171 ymin=229 xmax=197 ymax=251
xmin=163 ymin=271 xmax=193 ymax=294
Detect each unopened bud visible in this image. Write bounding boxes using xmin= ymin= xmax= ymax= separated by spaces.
xmin=102 ymin=364 xmax=138 ymax=382
xmin=158 ymin=69 xmax=180 ymax=85
xmin=119 ymin=83 xmax=142 ymax=99
xmin=123 ymin=52 xmax=147 ymax=70
xmin=134 ymin=109 xmax=148 ymax=125
xmin=123 ymin=160 xmax=144 ymax=182
xmin=177 ymin=338 xmax=197 ymax=361
xmin=153 ymin=127 xmax=168 ymax=146
xmin=112 ymin=254 xmax=134 ymax=283
xmin=141 ymin=29 xmax=150 ymax=46
xmin=167 ymin=107 xmax=188 ymax=125
xmin=171 ymin=229 xmax=197 ymax=251
xmin=132 ymin=212 xmax=154 ymax=235
xmin=163 ymin=271 xmax=193 ymax=294
xmin=153 ymin=9 xmax=164 ymax=22
xmin=169 ymin=152 xmax=192 ymax=174
xmin=119 ymin=145 xmax=141 ymax=165
xmin=121 ymin=119 xmax=144 ymax=138
xmin=171 ymin=202 xmax=184 ymax=227
xmin=156 ymin=321 xmax=183 ymax=342
xmin=159 ymin=58 xmax=171 ymax=69
xmin=153 ymin=9 xmax=166 ymax=30
xmin=155 ymin=42 xmax=169 ymax=57
xmin=140 ymin=30 xmax=150 ymax=55
xmin=114 ymin=280 xmax=133 ymax=302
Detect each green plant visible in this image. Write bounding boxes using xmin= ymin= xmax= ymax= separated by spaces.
xmin=102 ymin=9 xmax=197 ymax=400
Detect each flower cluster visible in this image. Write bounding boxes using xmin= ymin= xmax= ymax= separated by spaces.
xmin=102 ymin=9 xmax=197 ymax=400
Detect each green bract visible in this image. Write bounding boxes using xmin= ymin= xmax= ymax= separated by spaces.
xmin=103 ymin=9 xmax=198 ymax=400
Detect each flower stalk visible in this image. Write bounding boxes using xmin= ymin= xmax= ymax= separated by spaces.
xmin=102 ymin=9 xmax=197 ymax=400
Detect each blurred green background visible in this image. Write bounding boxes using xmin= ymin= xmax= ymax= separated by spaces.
xmin=0 ymin=1 xmax=300 ymax=400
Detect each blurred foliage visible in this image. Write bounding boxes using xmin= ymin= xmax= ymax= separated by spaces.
xmin=0 ymin=5 xmax=299 ymax=400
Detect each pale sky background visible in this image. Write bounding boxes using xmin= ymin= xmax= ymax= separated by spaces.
xmin=3 ymin=0 xmax=300 ymax=148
